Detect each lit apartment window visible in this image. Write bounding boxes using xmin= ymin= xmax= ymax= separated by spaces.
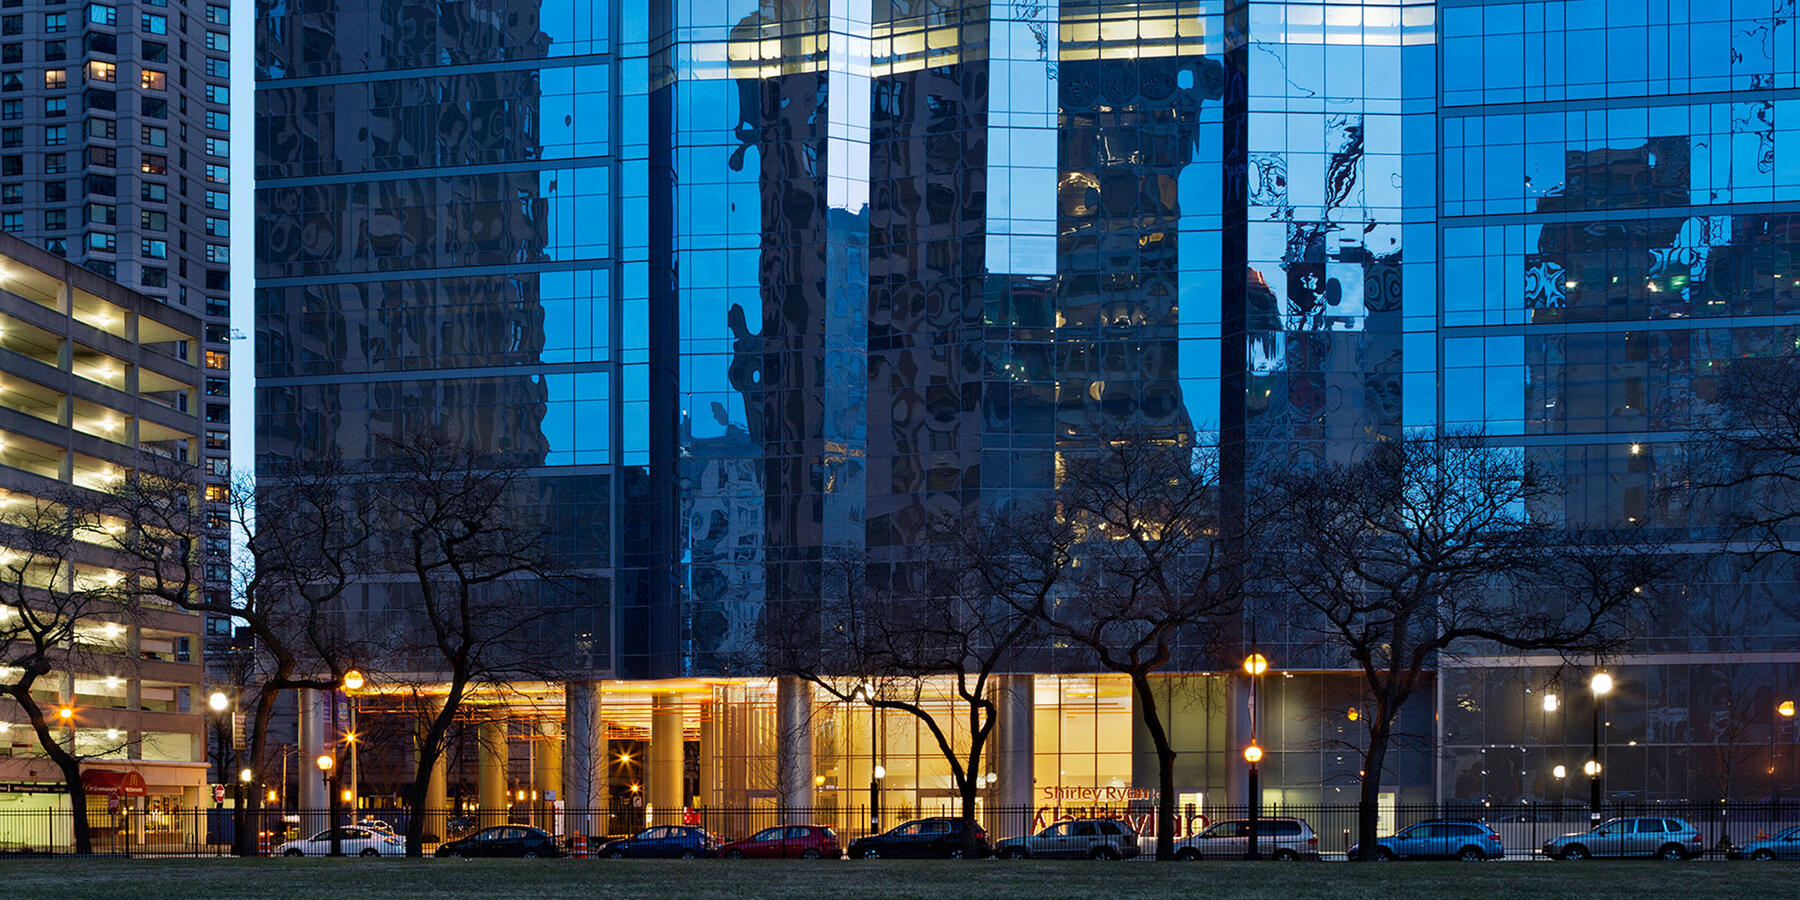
xmin=85 ymin=60 xmax=114 ymax=82
xmin=141 ymin=153 xmax=166 ymax=175
xmin=204 ymin=350 xmax=227 ymax=369
xmin=139 ymin=68 xmax=163 ymax=90
xmin=203 ymin=484 xmax=227 ymax=504
xmin=44 ymin=69 xmax=65 ymax=89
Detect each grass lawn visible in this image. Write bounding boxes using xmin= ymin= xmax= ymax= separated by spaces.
xmin=1 ymin=858 xmax=1789 ymax=899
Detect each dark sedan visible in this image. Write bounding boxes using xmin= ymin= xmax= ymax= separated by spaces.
xmin=847 ymin=817 xmax=989 ymax=859
xmin=434 ymin=825 xmax=564 ymax=858
xmin=599 ymin=825 xmax=720 ymax=859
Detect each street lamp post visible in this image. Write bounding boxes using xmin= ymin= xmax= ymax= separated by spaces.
xmin=1243 ymin=652 xmax=1268 ymax=861
xmin=1588 ymin=671 xmax=1613 ymax=826
xmin=1777 ymin=700 xmax=1795 ymax=805
xmin=343 ymin=670 xmax=363 ymax=813
xmin=318 ymin=753 xmax=339 ymax=856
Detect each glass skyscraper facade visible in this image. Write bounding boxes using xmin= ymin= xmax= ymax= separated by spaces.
xmin=255 ymin=0 xmax=1798 ymax=806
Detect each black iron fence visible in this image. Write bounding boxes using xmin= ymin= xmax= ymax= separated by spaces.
xmin=1 ymin=801 xmax=1796 ymax=858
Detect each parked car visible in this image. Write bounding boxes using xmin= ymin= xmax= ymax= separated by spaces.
xmin=598 ymin=825 xmax=720 ymax=859
xmin=444 ymin=815 xmax=479 ymax=837
xmin=354 ymin=818 xmax=398 ymax=835
xmin=275 ymin=826 xmax=406 ymax=857
xmin=847 ymin=817 xmax=990 ymax=859
xmin=1728 ymin=825 xmax=1800 ymax=860
xmin=1172 ymin=817 xmax=1319 ymax=861
xmin=995 ymin=818 xmax=1140 ymax=860
xmin=1351 ymin=821 xmax=1504 ymax=860
xmin=1542 ymin=817 xmax=1704 ymax=860
xmin=434 ymin=825 xmax=564 ymax=858
xmin=720 ymin=824 xmax=839 ymax=859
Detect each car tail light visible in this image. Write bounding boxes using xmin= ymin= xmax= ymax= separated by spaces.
xmin=1308 ymin=836 xmax=1318 ymax=847
xmin=1690 ymin=834 xmax=1703 ymax=844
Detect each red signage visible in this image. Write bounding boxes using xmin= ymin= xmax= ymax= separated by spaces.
xmin=83 ymin=769 xmax=148 ymax=798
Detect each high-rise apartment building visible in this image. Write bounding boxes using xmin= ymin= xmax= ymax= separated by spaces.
xmin=255 ymin=0 xmax=1799 ymax=816
xmin=2 ymin=0 xmax=235 ymax=647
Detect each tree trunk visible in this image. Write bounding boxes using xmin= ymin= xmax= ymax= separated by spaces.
xmin=404 ymin=677 xmax=466 ymax=857
xmin=233 ymin=684 xmax=281 ymax=856
xmin=1355 ymin=721 xmax=1391 ymax=862
xmin=1128 ymin=672 xmax=1179 ymax=860
xmin=959 ymin=777 xmax=981 ymax=859
xmin=22 ymin=702 xmax=91 ymax=854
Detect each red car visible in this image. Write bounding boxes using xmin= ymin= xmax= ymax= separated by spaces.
xmin=720 ymin=825 xmax=840 ymax=859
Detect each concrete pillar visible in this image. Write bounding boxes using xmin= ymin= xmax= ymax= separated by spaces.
xmin=563 ymin=681 xmax=606 ymax=840
xmin=775 ymin=676 xmax=813 ymax=822
xmin=990 ymin=674 xmax=1035 ymax=837
xmin=478 ymin=719 xmax=508 ymax=827
xmin=649 ymin=695 xmax=684 ymax=824
xmin=534 ymin=724 xmax=563 ymax=833
xmin=297 ymin=689 xmax=326 ymax=835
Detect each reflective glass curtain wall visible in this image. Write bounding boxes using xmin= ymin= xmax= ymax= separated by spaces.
xmin=1437 ymin=0 xmax=1800 ymax=803
xmin=256 ymin=0 xmax=621 ymax=673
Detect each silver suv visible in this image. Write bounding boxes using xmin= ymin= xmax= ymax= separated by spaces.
xmin=995 ymin=818 xmax=1140 ymax=860
xmin=1174 ymin=817 xmax=1320 ymax=861
xmin=1543 ymin=817 xmax=1704 ymax=860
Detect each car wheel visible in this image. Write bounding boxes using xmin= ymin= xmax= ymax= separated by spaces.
xmin=1272 ymin=849 xmax=1298 ymax=861
xmin=524 ymin=850 xmax=540 ymax=859
xmin=1561 ymin=845 xmax=1590 ymax=861
xmin=1458 ymin=846 xmax=1484 ymax=861
xmin=284 ymin=849 xmax=304 ymax=858
xmin=1753 ymin=849 xmax=1776 ymax=861
xmin=1657 ymin=844 xmax=1686 ymax=861
xmin=680 ymin=850 xmax=698 ymax=860
xmin=726 ymin=850 xmax=745 ymax=859
xmin=947 ymin=847 xmax=966 ymax=860
xmin=1090 ymin=847 xmax=1121 ymax=861
xmin=360 ymin=848 xmax=380 ymax=858
xmin=1375 ymin=848 xmax=1395 ymax=862
xmin=608 ymin=850 xmax=626 ymax=859
xmin=1175 ymin=848 xmax=1200 ymax=861
xmin=800 ymin=848 xmax=821 ymax=860
xmin=861 ymin=848 xmax=880 ymax=860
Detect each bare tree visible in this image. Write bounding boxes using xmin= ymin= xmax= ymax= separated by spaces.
xmin=0 ymin=493 xmax=133 ymax=853
xmin=762 ymin=518 xmax=1055 ymax=858
xmin=1267 ymin=431 xmax=1650 ymax=860
xmin=100 ymin=456 xmax=374 ymax=855
xmin=1030 ymin=433 xmax=1246 ymax=860
xmin=372 ymin=432 xmax=574 ymax=857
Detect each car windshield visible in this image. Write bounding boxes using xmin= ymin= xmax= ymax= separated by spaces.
xmin=1591 ymin=819 xmax=1626 ymax=833
xmin=1777 ymin=826 xmax=1800 ymax=840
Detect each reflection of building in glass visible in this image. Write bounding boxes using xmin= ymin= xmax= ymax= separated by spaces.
xmin=253 ymin=0 xmax=1800 ymax=822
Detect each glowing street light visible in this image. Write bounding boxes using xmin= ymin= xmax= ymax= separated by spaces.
xmin=315 ymin=754 xmax=334 ymax=772
xmin=342 ymin=670 xmax=364 ymax=692
xmin=1243 ymin=653 xmax=1268 ymax=677
xmin=1243 ymin=743 xmax=1263 ymax=765
xmin=208 ymin=690 xmax=230 ymax=713
xmin=1543 ymin=693 xmax=1559 ymax=713
xmin=1583 ymin=760 xmax=1601 ymax=778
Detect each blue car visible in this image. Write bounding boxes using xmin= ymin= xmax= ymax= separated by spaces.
xmin=598 ymin=825 xmax=720 ymax=859
xmin=1353 ymin=820 xmax=1504 ymax=860
xmin=1728 ymin=825 xmax=1800 ymax=860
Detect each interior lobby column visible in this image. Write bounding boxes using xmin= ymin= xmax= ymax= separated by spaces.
xmin=775 ymin=676 xmax=813 ymax=823
xmin=534 ymin=723 xmax=563 ymax=833
xmin=478 ymin=719 xmax=508 ymax=827
xmin=563 ymin=681 xmax=606 ymax=840
xmin=649 ymin=695 xmax=685 ymax=824
xmin=419 ymin=698 xmax=448 ymax=842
